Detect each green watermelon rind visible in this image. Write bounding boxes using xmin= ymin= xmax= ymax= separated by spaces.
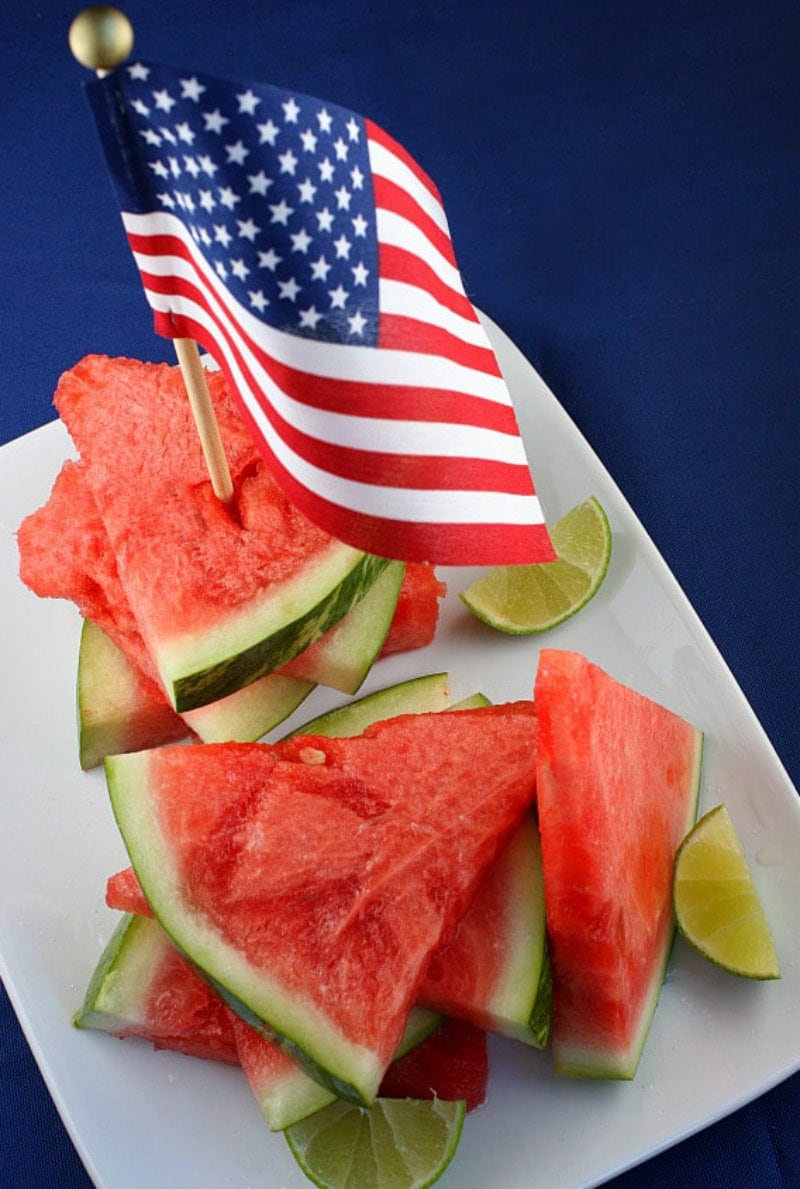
xmin=528 ymin=945 xmax=553 ymax=1049
xmin=73 ymin=912 xmax=168 ymax=1035
xmin=158 ymin=546 xmax=391 ymax=712
xmin=181 ymin=672 xmax=315 ymax=744
xmin=553 ymin=727 xmax=705 ymax=1080
xmin=77 ymin=620 xmax=189 ymax=769
xmin=105 ymin=750 xmax=384 ymax=1105
xmin=282 ymin=561 xmax=406 ymax=696
xmin=282 ymin=672 xmax=453 ymax=740
xmin=479 ymin=815 xmax=552 ymax=1049
xmin=78 ymin=617 xmax=318 ymax=762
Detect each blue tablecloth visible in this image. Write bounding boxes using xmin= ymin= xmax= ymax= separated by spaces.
xmin=1 ymin=1 xmax=797 ymax=1185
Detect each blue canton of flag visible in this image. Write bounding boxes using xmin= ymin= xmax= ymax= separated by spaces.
xmin=86 ymin=62 xmax=554 ymax=565
xmin=93 ymin=62 xmax=379 ymax=344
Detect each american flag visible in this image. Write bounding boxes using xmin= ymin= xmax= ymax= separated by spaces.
xmin=87 ymin=62 xmax=554 ymax=565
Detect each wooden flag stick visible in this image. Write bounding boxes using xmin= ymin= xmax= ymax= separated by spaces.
xmin=172 ymin=338 xmax=234 ymax=503
xmin=69 ymin=5 xmax=235 ymax=506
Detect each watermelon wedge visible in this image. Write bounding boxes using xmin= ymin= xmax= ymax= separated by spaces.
xmin=31 ymin=355 xmax=393 ymax=711
xmin=78 ymin=618 xmax=189 ymax=770
xmin=76 ymin=911 xmax=445 ymax=1130
xmin=419 ymin=813 xmax=551 ymax=1048
xmin=105 ymin=703 xmax=537 ymax=1105
xmin=74 ymin=912 xmax=239 ymax=1065
xmin=534 ymin=649 xmax=703 ymax=1079
xmin=78 ymin=617 xmax=315 ymax=766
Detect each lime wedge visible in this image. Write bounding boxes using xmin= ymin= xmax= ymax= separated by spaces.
xmin=673 ymin=804 xmax=781 ymax=979
xmin=285 ymin=1097 xmax=466 ymax=1189
xmin=459 ymin=496 xmax=611 ymax=634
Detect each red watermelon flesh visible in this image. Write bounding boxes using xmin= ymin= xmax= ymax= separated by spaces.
xmin=378 ymin=1018 xmax=488 ymax=1112
xmin=51 ymin=355 xmax=335 ymax=641
xmin=139 ymin=942 xmax=239 ymax=1065
xmin=106 ymin=866 xmax=152 ymax=917
xmin=534 ymin=649 xmax=703 ymax=1079
xmin=379 ymin=563 xmax=448 ymax=657
xmin=17 ymin=459 xmax=158 ymax=682
xmin=78 ymin=913 xmax=240 ymax=1065
xmin=106 ymin=703 xmax=537 ymax=1103
xmin=107 ymin=811 xmax=545 ymax=1049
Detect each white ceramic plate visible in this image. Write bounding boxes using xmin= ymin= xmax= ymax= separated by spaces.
xmin=1 ymin=316 xmax=798 ymax=1189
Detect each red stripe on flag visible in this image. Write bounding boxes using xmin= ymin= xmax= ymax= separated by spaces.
xmin=378 ymin=313 xmax=501 ymax=374
xmin=371 ymin=174 xmax=458 ymax=271
xmin=365 ymin=118 xmax=444 ymax=211
xmin=378 ymin=242 xmax=479 ymax=325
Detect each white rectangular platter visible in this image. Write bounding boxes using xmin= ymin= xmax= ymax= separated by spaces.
xmin=1 ymin=314 xmax=798 ymax=1188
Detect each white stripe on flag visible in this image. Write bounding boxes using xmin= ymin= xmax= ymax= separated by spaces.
xmin=374 ymin=207 xmax=468 ymax=301
xmin=367 ymin=137 xmax=450 ymax=239
xmin=378 ymin=277 xmax=489 ymax=349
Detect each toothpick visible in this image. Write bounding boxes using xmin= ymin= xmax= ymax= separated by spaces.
xmin=172 ymin=338 xmax=235 ymax=503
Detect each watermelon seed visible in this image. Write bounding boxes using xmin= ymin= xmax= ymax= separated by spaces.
xmin=298 ymin=746 xmax=327 ymax=765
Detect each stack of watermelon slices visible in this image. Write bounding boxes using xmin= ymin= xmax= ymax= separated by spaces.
xmin=69 ymin=651 xmax=703 ymax=1147
xmin=83 ymin=698 xmax=545 ymax=1126
xmin=17 ymin=355 xmax=447 ymax=764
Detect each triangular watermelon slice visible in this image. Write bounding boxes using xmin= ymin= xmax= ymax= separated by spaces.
xmin=74 ymin=912 xmax=240 ymax=1065
xmin=105 ymin=703 xmax=537 ymax=1105
xmin=75 ymin=910 xmax=445 ymax=1130
xmin=534 ymin=649 xmax=703 ymax=1079
xmin=50 ymin=356 xmax=390 ymax=711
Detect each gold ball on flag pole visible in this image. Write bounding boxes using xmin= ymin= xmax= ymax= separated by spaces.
xmin=68 ymin=6 xmax=134 ymax=71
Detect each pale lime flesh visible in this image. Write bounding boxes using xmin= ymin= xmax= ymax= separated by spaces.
xmin=285 ymin=1097 xmax=466 ymax=1189
xmin=460 ymin=496 xmax=611 ymax=634
xmin=674 ymin=803 xmax=781 ymax=980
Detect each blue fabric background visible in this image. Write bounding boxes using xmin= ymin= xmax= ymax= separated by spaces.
xmin=1 ymin=1 xmax=797 ymax=1186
